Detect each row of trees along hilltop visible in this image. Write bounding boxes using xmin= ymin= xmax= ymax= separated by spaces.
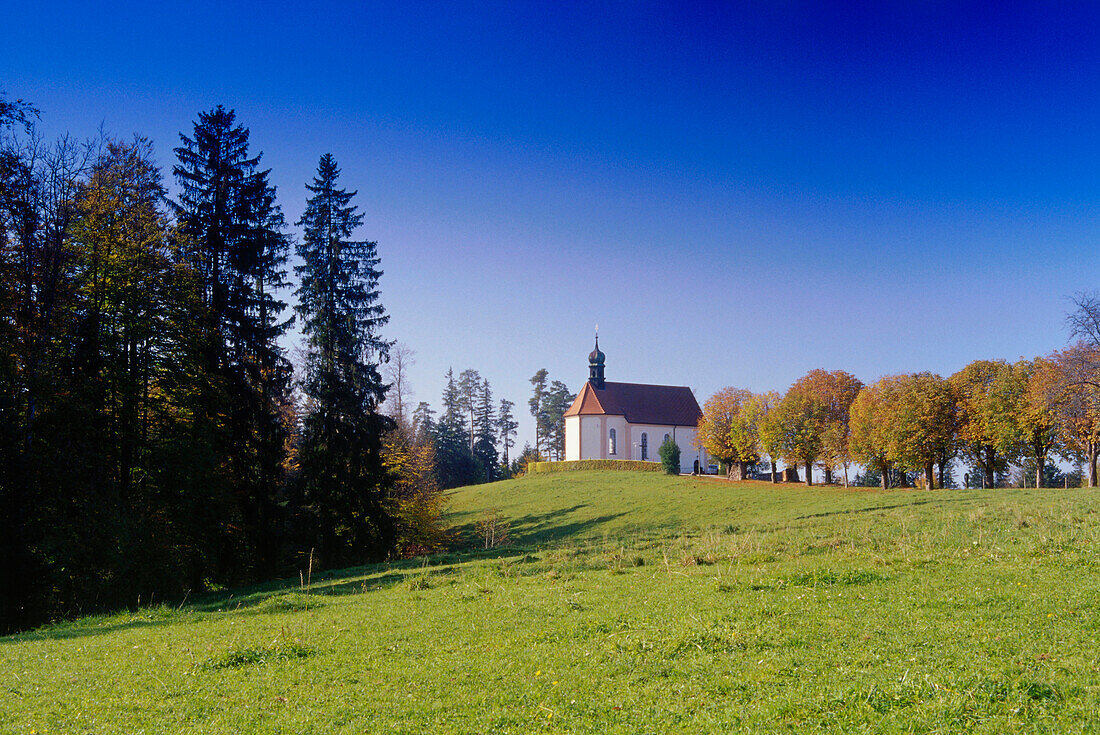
xmin=699 ymin=298 xmax=1100 ymax=491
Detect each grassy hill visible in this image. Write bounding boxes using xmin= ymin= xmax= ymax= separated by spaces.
xmin=5 ymin=471 xmax=1100 ymax=733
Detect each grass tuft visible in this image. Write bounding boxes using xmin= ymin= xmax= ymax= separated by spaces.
xmin=254 ymin=593 xmax=321 ymax=613
xmin=201 ymin=640 xmax=314 ymax=670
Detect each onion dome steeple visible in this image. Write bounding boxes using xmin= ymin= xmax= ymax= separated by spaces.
xmin=588 ymin=330 xmax=605 ymax=388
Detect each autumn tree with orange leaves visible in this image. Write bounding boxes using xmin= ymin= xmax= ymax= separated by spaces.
xmin=745 ymin=391 xmax=782 ymax=482
xmin=1015 ymin=358 xmax=1062 ymax=488
xmin=697 ymin=387 xmax=754 ymax=478
xmin=950 ymin=360 xmax=1020 ymax=489
xmin=1044 ymin=345 xmax=1100 ymax=486
xmin=790 ymin=369 xmax=863 ymax=486
xmin=772 ymin=385 xmax=825 ymax=485
xmin=848 ymin=378 xmax=897 ymax=491
xmin=886 ymin=373 xmax=957 ymax=489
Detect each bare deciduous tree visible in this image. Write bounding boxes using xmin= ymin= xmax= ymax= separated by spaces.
xmin=384 ymin=342 xmax=415 ymax=426
xmin=1067 ymin=292 xmax=1100 ymax=347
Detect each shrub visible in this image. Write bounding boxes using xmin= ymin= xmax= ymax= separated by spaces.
xmin=526 ymin=459 xmax=664 ymax=474
xmin=475 ymin=509 xmax=510 ymax=548
xmin=659 ymin=437 xmax=681 ymax=475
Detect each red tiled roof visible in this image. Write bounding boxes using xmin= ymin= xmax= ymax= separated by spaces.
xmin=564 ymin=381 xmax=702 ymax=426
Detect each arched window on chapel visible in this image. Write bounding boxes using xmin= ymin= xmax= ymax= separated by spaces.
xmin=641 ymin=432 xmax=648 ymax=461
xmin=609 ymin=428 xmax=617 ymax=455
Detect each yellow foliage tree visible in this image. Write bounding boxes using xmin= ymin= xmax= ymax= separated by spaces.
xmin=745 ymin=391 xmax=782 ymax=482
xmin=848 ymin=378 xmax=898 ymax=490
xmin=1045 ymin=345 xmax=1100 ymax=487
xmin=950 ymin=360 xmax=1019 ymax=489
xmin=697 ymin=387 xmax=753 ymax=478
xmin=790 ymin=369 xmax=863 ymax=485
xmin=383 ymin=425 xmax=449 ymax=555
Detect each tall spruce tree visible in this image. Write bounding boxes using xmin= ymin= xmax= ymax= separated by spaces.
xmin=412 ymin=401 xmax=436 ymax=444
xmin=497 ymin=398 xmax=518 ymax=472
xmin=433 ymin=367 xmax=477 ymax=488
xmin=529 ymin=368 xmax=549 ymax=457
xmin=295 ymin=153 xmax=393 ymax=563
xmin=473 ymin=378 xmax=498 ymax=481
xmin=173 ymin=106 xmax=292 ymax=580
xmin=457 ymin=368 xmax=482 ymax=451
xmin=544 ymin=380 xmax=575 ymax=461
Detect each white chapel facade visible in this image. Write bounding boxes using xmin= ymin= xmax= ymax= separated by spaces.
xmin=563 ymin=337 xmax=708 ymax=474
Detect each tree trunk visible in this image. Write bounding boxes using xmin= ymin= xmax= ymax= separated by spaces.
xmin=804 ymin=461 xmax=812 ymax=486
xmin=824 ymin=467 xmax=832 ymax=484
xmin=898 ymin=469 xmax=908 ymax=488
xmin=770 ymin=461 xmax=778 ymax=483
xmin=924 ymin=461 xmax=935 ymax=490
xmin=1089 ymin=442 xmax=1098 ymax=487
xmin=880 ymin=463 xmax=889 ymax=491
xmin=984 ymin=448 xmax=996 ymax=489
xmin=937 ymin=460 xmax=946 ymax=490
xmin=843 ymin=463 xmax=849 ymax=488
xmin=1033 ymin=434 xmax=1047 ymax=488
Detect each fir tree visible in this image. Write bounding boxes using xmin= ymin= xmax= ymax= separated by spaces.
xmin=441 ymin=368 xmax=463 ymax=427
xmin=529 ymin=369 xmax=549 ymax=456
xmin=472 ymin=378 xmax=498 ymax=481
xmin=543 ymin=380 xmax=575 ymax=461
xmin=412 ymin=401 xmax=436 ymax=444
xmin=173 ymin=105 xmax=292 ymax=578
xmin=433 ymin=368 xmax=477 ymax=488
xmin=457 ymin=368 xmax=482 ymax=450
xmin=295 ymin=153 xmax=393 ymax=563
xmin=497 ymin=398 xmax=518 ymax=472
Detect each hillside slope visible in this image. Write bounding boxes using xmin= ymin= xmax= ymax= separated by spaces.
xmin=5 ymin=472 xmax=1100 ymax=733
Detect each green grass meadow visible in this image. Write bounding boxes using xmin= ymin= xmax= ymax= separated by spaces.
xmin=5 ymin=471 xmax=1100 ymax=733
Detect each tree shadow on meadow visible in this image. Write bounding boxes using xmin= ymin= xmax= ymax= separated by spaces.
xmin=449 ymin=503 xmax=627 ymax=548
xmin=794 ymin=495 xmax=977 ymax=521
xmin=1 ymin=506 xmax=619 ymax=644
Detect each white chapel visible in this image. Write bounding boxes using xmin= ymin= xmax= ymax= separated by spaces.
xmin=563 ymin=337 xmax=708 ymax=474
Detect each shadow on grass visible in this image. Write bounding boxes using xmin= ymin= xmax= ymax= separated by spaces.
xmin=449 ymin=505 xmax=626 ymax=548
xmin=795 ymin=496 xmax=975 ymax=520
xmin=3 ymin=505 xmax=628 ymax=644
xmin=0 ymin=539 xmax=562 ymax=644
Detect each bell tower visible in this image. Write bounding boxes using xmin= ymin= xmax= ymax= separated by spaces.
xmin=588 ymin=330 xmax=605 ymax=388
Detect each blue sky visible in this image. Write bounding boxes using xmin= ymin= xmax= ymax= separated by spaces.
xmin=5 ymin=1 xmax=1100 ymax=451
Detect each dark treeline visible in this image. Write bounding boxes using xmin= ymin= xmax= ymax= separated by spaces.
xmin=528 ymin=369 xmax=575 ymax=462
xmin=0 ymin=96 xmax=443 ymax=631
xmin=411 ymin=368 xmax=517 ymax=489
xmin=404 ymin=366 xmax=573 ymax=489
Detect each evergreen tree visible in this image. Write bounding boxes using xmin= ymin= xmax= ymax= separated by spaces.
xmin=511 ymin=443 xmax=542 ymax=475
xmin=412 ymin=401 xmax=436 ymax=444
xmin=497 ymin=398 xmax=518 ymax=472
xmin=295 ymin=153 xmax=393 ymax=563
xmin=543 ymin=380 xmax=575 ymax=461
xmin=529 ymin=368 xmax=549 ymax=456
xmin=457 ymin=368 xmax=482 ymax=451
xmin=431 ymin=419 xmax=479 ymax=489
xmin=433 ymin=368 xmax=476 ymax=488
xmin=441 ymin=368 xmax=463 ymax=427
xmin=173 ymin=105 xmax=292 ymax=579
xmin=472 ymin=378 xmax=498 ymax=481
